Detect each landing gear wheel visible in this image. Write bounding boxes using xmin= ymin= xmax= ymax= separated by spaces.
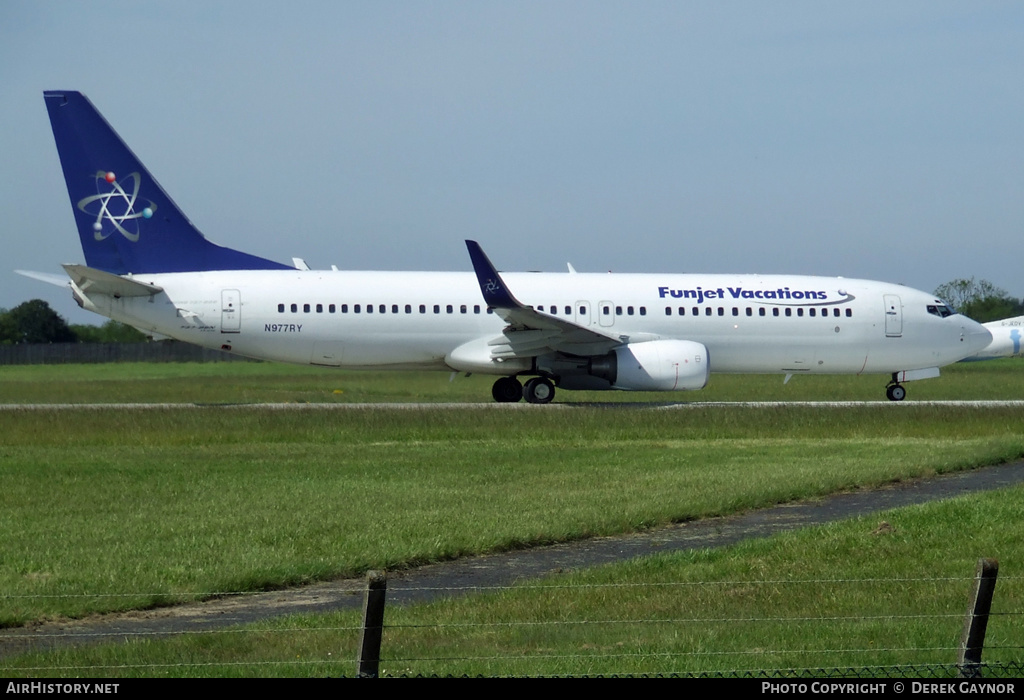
xmin=492 ymin=376 xmax=523 ymax=403
xmin=523 ymin=377 xmax=555 ymax=404
xmin=886 ymin=384 xmax=906 ymax=402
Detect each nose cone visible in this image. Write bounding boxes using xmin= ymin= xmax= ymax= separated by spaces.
xmin=961 ymin=317 xmax=993 ymax=357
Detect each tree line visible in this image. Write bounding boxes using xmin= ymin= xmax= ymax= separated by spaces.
xmin=933 ymin=278 xmax=1024 ymax=323
xmin=0 ymin=299 xmax=146 ymax=345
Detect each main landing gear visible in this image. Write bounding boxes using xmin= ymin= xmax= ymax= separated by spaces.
xmin=491 ymin=376 xmax=556 ymax=404
xmin=491 ymin=376 xmax=522 ymax=403
xmin=885 ymin=374 xmax=906 ymax=402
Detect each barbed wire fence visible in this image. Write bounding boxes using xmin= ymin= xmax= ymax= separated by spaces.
xmin=2 ymin=561 xmax=1022 ymax=678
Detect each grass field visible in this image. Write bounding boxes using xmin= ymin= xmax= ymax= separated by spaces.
xmin=1 ymin=359 xmax=1023 ymax=675
xmin=0 ymin=356 xmax=1022 ymax=403
xmin=5 ymin=487 xmax=1024 ymax=677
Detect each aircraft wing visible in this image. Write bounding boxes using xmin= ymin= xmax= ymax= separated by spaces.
xmin=466 ymin=240 xmax=624 ymax=358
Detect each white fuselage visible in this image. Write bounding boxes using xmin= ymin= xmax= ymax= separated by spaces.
xmin=76 ymin=269 xmax=992 ymax=379
xmin=966 ymin=316 xmax=1024 ymax=361
xmin=41 ymin=90 xmax=993 ymax=398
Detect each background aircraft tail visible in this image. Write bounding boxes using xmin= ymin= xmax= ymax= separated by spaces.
xmin=44 ymin=91 xmax=291 ymax=275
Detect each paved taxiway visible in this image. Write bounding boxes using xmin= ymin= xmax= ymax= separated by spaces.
xmin=3 ymin=400 xmax=1024 ymax=410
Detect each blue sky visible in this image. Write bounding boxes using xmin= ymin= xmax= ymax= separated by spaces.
xmin=3 ymin=1 xmax=1023 ymax=324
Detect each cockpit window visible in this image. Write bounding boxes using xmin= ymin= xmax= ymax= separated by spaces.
xmin=927 ymin=304 xmax=954 ymax=318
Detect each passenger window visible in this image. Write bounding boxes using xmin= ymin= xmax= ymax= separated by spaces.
xmin=474 ymin=305 xmax=481 ymax=314
xmin=354 ymin=304 xmax=361 ymax=313
xmin=678 ymin=307 xmax=686 ymax=316
xmin=419 ymin=304 xmax=426 ymax=314
xmin=732 ymin=307 xmax=739 ymax=316
xmin=461 ymin=305 xmax=467 ymax=314
xmin=433 ymin=305 xmax=440 ymax=314
xmin=627 ymin=306 xmax=634 ymax=316
xmin=746 ymin=308 xmax=752 ymax=317
xmin=846 ymin=309 xmax=852 ymax=317
xmin=405 ymin=304 xmax=412 ymax=314
xmin=785 ymin=308 xmax=791 ymax=317
xmin=303 ymin=303 xmax=310 ymax=313
xmin=665 ymin=306 xmax=672 ymax=316
xmin=367 ymin=305 xmax=373 ymax=314
xmin=392 ymin=304 xmax=399 ymax=314
xmin=316 ymin=304 xmax=323 ymax=313
xmin=278 ymin=303 xmax=285 ymax=313
xmin=705 ymin=307 xmax=712 ymax=316
xmin=759 ymin=308 xmax=765 ymax=316
xmin=446 ymin=304 xmax=453 ymax=314
xmin=341 ymin=304 xmax=348 ymax=313
xmin=718 ymin=307 xmax=724 ymax=316
xmin=809 ymin=308 xmax=815 ymax=317
xmin=640 ymin=306 xmax=646 ymax=316
xmin=565 ymin=306 xmax=572 ymax=315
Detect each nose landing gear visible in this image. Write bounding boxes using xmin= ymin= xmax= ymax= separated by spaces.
xmin=885 ymin=374 xmax=906 ymax=402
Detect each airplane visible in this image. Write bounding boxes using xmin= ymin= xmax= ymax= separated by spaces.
xmin=22 ymin=90 xmax=993 ymax=404
xmin=962 ymin=316 xmax=1024 ymax=361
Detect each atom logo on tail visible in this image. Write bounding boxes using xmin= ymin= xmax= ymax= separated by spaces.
xmin=77 ymin=171 xmax=157 ymax=242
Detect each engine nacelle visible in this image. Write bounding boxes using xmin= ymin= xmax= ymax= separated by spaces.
xmin=604 ymin=339 xmax=709 ymax=391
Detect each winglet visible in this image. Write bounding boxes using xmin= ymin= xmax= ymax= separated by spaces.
xmin=465 ymin=240 xmax=524 ymax=309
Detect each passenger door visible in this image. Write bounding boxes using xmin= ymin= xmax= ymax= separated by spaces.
xmin=884 ymin=294 xmax=902 ymax=337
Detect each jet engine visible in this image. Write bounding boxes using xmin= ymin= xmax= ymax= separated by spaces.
xmin=541 ymin=339 xmax=709 ymax=391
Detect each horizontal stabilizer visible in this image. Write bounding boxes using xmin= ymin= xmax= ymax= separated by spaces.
xmin=62 ymin=264 xmax=163 ymax=297
xmin=15 ymin=270 xmax=72 ymax=288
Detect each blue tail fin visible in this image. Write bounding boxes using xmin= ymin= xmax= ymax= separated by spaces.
xmin=44 ymin=91 xmax=291 ymax=275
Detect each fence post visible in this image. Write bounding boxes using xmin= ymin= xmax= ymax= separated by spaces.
xmin=356 ymin=570 xmax=388 ymax=678
xmin=958 ymin=558 xmax=999 ymax=679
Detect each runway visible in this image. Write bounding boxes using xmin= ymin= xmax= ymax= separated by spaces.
xmin=2 ymin=400 xmax=1024 ymax=410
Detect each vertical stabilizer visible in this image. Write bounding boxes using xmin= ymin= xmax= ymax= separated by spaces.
xmin=44 ymin=91 xmax=291 ymax=275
